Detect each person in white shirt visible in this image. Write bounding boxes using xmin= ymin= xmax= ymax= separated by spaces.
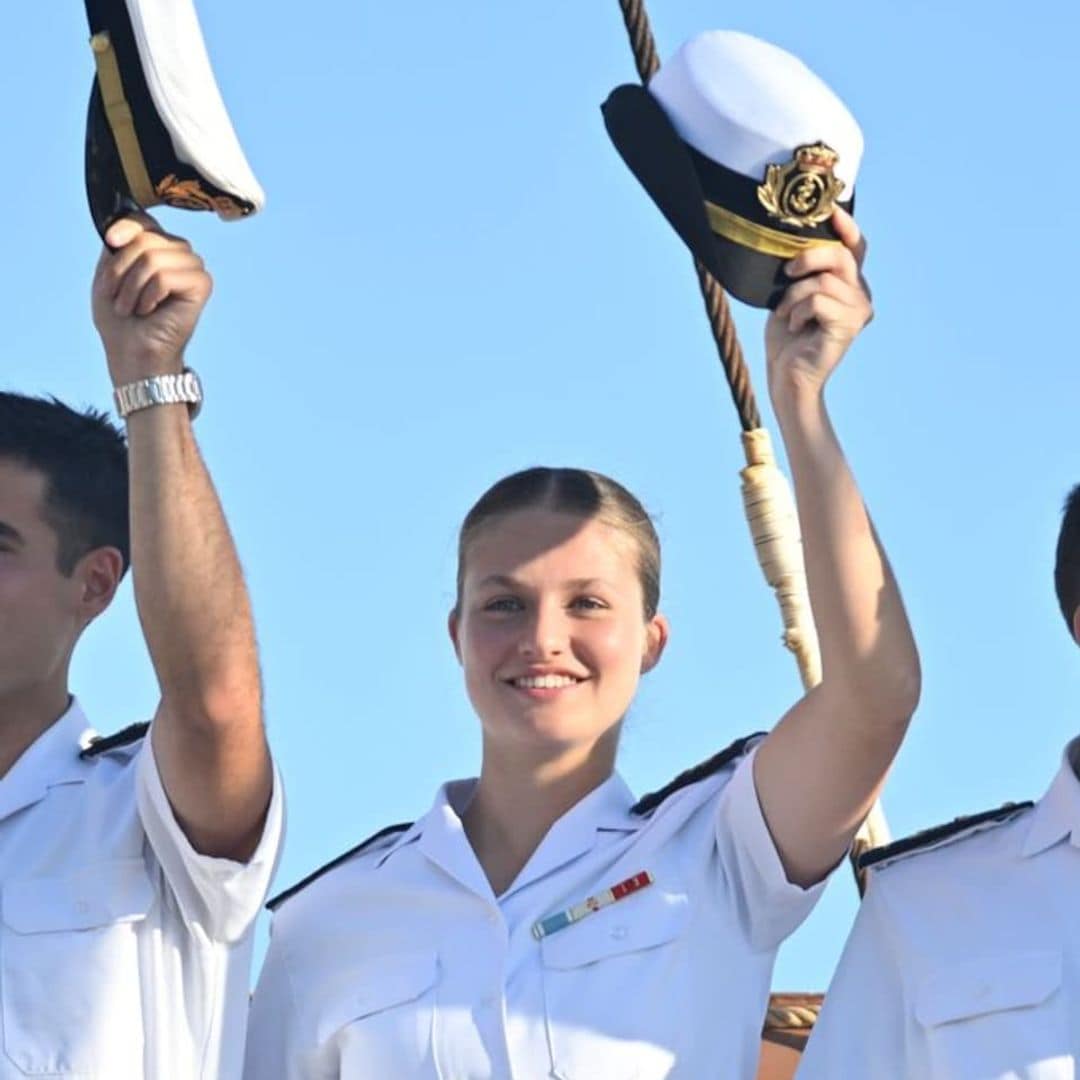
xmin=0 ymin=213 xmax=282 ymax=1079
xmin=796 ymin=485 xmax=1080 ymax=1080
xmin=244 ymin=184 xmax=920 ymax=1078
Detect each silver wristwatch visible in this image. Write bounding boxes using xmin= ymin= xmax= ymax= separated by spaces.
xmin=113 ymin=368 xmax=203 ymax=420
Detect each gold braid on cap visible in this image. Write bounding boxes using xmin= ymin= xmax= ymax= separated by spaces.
xmin=90 ymin=33 xmax=156 ymax=207
xmin=704 ymin=202 xmax=841 ymax=259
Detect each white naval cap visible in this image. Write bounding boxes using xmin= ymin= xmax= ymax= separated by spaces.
xmin=84 ymin=0 xmax=264 ymax=238
xmin=603 ymin=30 xmax=864 ymax=309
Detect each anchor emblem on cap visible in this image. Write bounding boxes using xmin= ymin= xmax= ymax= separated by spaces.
xmin=757 ymin=143 xmax=845 ymax=229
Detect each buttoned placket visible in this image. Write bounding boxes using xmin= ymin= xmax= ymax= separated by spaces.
xmin=496 ymin=780 xmax=644 ymax=1080
xmin=413 ymin=792 xmax=514 ymax=1079
xmin=471 ymin=903 xmax=513 ymax=1078
xmin=407 ymin=775 xmax=642 ymax=1078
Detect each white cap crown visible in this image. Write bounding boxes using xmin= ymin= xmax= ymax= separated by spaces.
xmin=649 ymin=31 xmax=863 ymax=193
xmin=125 ymin=0 xmax=265 ymax=211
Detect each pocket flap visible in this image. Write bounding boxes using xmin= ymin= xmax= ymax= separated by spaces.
xmin=541 ymin=887 xmax=689 ymax=970
xmin=915 ymin=951 xmax=1062 ymax=1027
xmin=316 ymin=949 xmax=439 ymax=1040
xmin=2 ymin=858 xmax=155 ymax=934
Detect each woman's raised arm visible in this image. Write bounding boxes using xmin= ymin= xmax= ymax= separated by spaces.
xmin=753 ymin=208 xmax=921 ymax=888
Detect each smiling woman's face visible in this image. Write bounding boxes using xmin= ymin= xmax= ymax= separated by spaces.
xmin=450 ymin=508 xmax=668 ymax=754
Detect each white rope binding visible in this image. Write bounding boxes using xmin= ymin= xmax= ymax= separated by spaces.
xmin=739 ymin=428 xmax=891 ymax=880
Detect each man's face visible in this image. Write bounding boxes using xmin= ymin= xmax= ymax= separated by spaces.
xmin=0 ymin=459 xmax=86 ymax=702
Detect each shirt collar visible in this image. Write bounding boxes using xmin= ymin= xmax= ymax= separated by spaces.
xmin=1020 ymin=736 xmax=1080 ymax=858
xmin=381 ymin=771 xmax=641 ymax=899
xmin=0 ymin=698 xmax=94 ymax=823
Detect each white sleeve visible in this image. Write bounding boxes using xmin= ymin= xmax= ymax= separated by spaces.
xmin=135 ymin=736 xmax=285 ymax=943
xmin=714 ymin=746 xmax=829 ymax=951
xmin=796 ymin=874 xmax=913 ymax=1079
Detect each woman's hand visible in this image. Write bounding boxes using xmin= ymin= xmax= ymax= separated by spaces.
xmin=765 ymin=208 xmax=871 ymax=400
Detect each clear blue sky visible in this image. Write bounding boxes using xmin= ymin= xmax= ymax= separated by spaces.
xmin=5 ymin=1 xmax=1078 ymax=990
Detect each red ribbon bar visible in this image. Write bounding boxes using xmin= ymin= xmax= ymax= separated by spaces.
xmin=610 ymin=870 xmax=653 ymax=900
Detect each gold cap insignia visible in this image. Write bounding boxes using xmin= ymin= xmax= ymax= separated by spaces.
xmin=757 ymin=143 xmax=845 ymax=229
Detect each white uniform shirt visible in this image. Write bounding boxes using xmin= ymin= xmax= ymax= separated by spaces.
xmin=0 ymin=700 xmax=284 ymax=1079
xmin=245 ymin=738 xmax=826 ymax=1080
xmin=797 ymin=739 xmax=1080 ymax=1080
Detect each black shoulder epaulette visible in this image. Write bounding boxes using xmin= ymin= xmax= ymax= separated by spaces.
xmin=859 ymin=800 xmax=1035 ymax=872
xmin=267 ymin=822 xmax=413 ymax=912
xmin=79 ymin=721 xmax=150 ymax=759
xmin=631 ymin=732 xmax=764 ymax=817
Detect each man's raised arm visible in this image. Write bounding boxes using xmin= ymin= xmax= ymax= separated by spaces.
xmin=92 ymin=214 xmax=272 ymax=861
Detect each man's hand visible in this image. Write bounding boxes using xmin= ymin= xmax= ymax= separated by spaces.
xmin=765 ymin=208 xmax=872 ymax=399
xmin=91 ymin=215 xmax=212 ymax=386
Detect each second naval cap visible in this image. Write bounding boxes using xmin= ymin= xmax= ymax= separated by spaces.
xmin=84 ymin=0 xmax=265 ymax=239
xmin=603 ymin=31 xmax=863 ymax=309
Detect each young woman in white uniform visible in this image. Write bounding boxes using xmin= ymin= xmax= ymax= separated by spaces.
xmin=243 ymin=177 xmax=920 ymax=1077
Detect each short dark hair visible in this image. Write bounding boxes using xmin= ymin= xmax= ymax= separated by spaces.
xmin=1054 ymin=483 xmax=1080 ymax=633
xmin=0 ymin=393 xmax=129 ymax=574
xmin=456 ymin=467 xmax=661 ymax=619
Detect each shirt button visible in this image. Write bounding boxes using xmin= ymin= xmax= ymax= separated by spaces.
xmin=485 ymin=909 xmax=501 ymax=926
xmin=480 ymin=995 xmax=498 ymax=1010
xmin=75 ymin=900 xmax=90 ymax=915
xmin=610 ymin=925 xmax=628 ymax=941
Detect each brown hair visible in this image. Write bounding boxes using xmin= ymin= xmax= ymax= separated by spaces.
xmin=1055 ymin=483 xmax=1080 ymax=632
xmin=0 ymin=392 xmax=130 ymax=575
xmin=456 ymin=467 xmax=660 ymax=618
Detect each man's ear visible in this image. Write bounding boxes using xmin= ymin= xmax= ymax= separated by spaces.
xmin=448 ymin=608 xmax=463 ymax=665
xmin=641 ymin=613 xmax=670 ymax=674
xmin=74 ymin=546 xmax=124 ymax=625
xmin=1072 ymin=606 xmax=1080 ymax=649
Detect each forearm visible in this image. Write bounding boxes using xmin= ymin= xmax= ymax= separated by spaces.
xmin=753 ymin=377 xmax=919 ymax=883
xmin=773 ymin=377 xmax=919 ymax=723
xmin=126 ymin=404 xmax=260 ymax=728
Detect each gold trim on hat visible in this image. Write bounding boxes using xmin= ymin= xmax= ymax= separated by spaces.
xmin=90 ymin=33 xmax=158 ymax=208
xmin=154 ymin=174 xmax=246 ymax=218
xmin=704 ymin=201 xmax=841 ymax=259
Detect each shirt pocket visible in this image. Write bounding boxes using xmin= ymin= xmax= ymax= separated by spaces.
xmin=540 ymin=886 xmax=690 ymax=1080
xmin=1 ymin=858 xmax=155 ymax=1076
xmin=319 ymin=949 xmax=443 ymax=1078
xmin=915 ymin=950 xmax=1073 ymax=1079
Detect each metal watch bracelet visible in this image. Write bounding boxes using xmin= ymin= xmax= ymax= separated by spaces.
xmin=113 ymin=368 xmax=203 ymax=420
